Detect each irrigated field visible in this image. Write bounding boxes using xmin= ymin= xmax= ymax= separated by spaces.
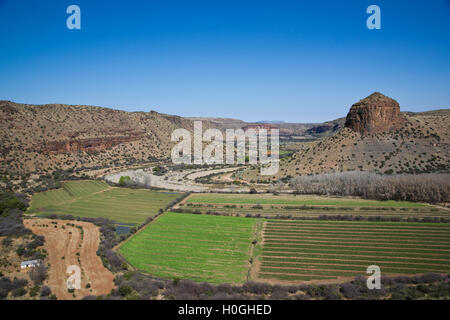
xmin=119 ymin=212 xmax=258 ymax=284
xmin=29 ymin=180 xmax=181 ymax=225
xmin=258 ymin=220 xmax=450 ymax=282
xmin=30 ymin=180 xmax=110 ymax=208
xmin=183 ymin=193 xmax=449 ymax=219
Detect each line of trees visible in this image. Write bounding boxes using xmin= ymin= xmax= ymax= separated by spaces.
xmin=289 ymin=172 xmax=449 ymax=204
xmin=0 ymin=192 xmax=31 ymax=237
xmin=81 ymin=271 xmax=450 ymax=300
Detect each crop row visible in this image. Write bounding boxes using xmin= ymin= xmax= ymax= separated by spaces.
xmin=258 ymin=220 xmax=450 ymax=282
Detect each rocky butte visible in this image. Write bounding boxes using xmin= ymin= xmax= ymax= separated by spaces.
xmin=344 ymin=92 xmax=405 ymax=135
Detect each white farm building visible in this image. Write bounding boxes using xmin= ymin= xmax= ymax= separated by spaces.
xmin=20 ymin=259 xmax=41 ymax=270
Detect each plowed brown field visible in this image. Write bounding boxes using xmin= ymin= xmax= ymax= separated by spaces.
xmin=24 ymin=218 xmax=114 ymax=300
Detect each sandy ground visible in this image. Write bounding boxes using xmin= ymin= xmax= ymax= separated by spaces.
xmin=212 ymin=172 xmax=235 ymax=183
xmin=24 ymin=218 xmax=114 ymax=300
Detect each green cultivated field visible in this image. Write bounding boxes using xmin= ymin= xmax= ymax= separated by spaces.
xmin=29 ymin=180 xmax=181 ymax=225
xmin=119 ymin=212 xmax=257 ymax=283
xmin=259 ymin=220 xmax=450 ymax=282
xmin=183 ymin=193 xmax=449 ymax=219
xmin=187 ymin=193 xmax=425 ymax=207
xmin=31 ymin=186 xmax=450 ymax=285
xmin=30 ymin=180 xmax=109 ymax=208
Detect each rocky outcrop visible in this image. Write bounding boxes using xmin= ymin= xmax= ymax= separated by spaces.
xmin=41 ymin=135 xmax=141 ymax=154
xmin=344 ymin=92 xmax=405 ymax=135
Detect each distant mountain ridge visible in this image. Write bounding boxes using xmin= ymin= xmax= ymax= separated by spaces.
xmin=258 ymin=120 xmax=286 ymax=124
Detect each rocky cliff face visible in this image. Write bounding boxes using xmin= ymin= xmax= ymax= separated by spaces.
xmin=344 ymin=92 xmax=405 ymax=135
xmin=41 ymin=135 xmax=142 ymax=154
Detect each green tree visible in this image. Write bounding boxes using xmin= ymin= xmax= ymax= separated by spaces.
xmin=118 ymin=176 xmax=131 ymax=187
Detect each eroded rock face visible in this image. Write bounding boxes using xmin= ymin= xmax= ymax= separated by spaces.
xmin=344 ymin=92 xmax=404 ymax=135
xmin=41 ymin=135 xmax=141 ymax=154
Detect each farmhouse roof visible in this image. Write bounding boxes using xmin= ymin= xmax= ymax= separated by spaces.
xmin=20 ymin=259 xmax=41 ymax=267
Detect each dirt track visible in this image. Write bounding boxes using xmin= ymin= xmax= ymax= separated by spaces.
xmin=24 ymin=218 xmax=114 ymax=300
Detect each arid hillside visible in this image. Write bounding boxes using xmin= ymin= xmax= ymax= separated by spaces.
xmin=242 ymin=93 xmax=450 ymax=181
xmin=0 ymin=101 xmax=207 ymax=176
xmin=0 ymin=100 xmax=343 ymax=182
xmin=2 ymin=96 xmax=449 ymax=184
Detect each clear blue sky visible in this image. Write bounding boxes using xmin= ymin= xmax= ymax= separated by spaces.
xmin=0 ymin=0 xmax=449 ymax=122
